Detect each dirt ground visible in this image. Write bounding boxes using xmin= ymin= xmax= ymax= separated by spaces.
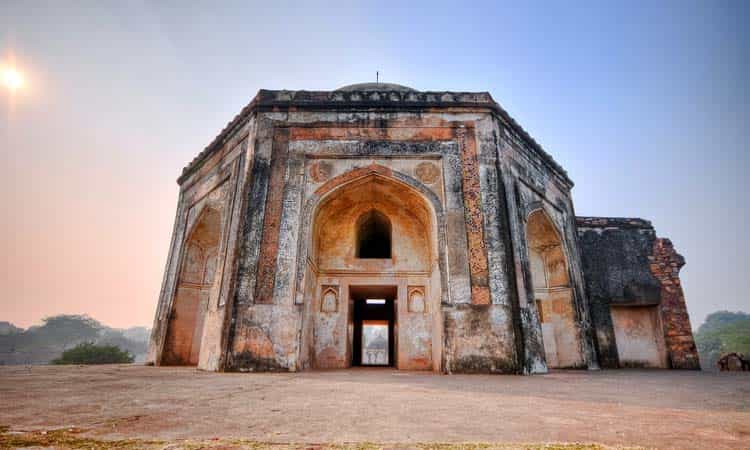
xmin=0 ymin=365 xmax=748 ymax=449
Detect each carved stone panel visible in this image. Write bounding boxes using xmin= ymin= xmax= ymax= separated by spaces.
xmin=415 ymin=162 xmax=440 ymax=185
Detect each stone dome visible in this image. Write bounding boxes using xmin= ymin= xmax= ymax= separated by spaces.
xmin=336 ymin=82 xmax=417 ymax=92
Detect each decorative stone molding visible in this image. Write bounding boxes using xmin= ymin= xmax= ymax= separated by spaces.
xmin=179 ymin=87 xmax=571 ymax=192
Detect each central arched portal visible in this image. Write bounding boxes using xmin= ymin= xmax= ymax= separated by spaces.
xmin=306 ymin=170 xmax=442 ymax=371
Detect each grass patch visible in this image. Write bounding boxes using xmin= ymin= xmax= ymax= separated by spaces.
xmin=0 ymin=428 xmax=643 ymax=449
xmin=0 ymin=427 xmax=161 ymax=449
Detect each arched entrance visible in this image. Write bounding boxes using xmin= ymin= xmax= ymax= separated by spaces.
xmin=162 ymin=207 xmax=222 ymax=365
xmin=526 ymin=209 xmax=583 ymax=368
xmin=303 ymin=168 xmax=443 ymax=371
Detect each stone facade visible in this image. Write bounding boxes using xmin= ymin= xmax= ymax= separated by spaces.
xmin=148 ymin=83 xmax=699 ymax=373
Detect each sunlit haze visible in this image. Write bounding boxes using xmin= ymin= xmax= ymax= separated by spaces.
xmin=1 ymin=2 xmax=748 ymax=329
xmin=1 ymin=66 xmax=23 ymax=91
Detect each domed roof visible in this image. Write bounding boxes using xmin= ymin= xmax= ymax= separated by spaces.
xmin=336 ymin=82 xmax=417 ymax=92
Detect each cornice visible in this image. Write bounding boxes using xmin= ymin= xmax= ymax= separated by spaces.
xmin=178 ymin=89 xmax=571 ymax=186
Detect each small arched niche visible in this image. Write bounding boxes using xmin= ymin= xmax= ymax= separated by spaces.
xmin=355 ymin=209 xmax=392 ymax=259
xmin=526 ymin=209 xmax=582 ymax=368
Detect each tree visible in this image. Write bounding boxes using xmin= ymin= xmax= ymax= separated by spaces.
xmin=98 ymin=329 xmax=148 ymax=357
xmin=37 ymin=315 xmax=102 ymax=350
xmin=694 ymin=311 xmax=750 ymax=370
xmin=0 ymin=315 xmax=151 ymax=365
xmin=697 ymin=311 xmax=750 ymax=334
xmin=51 ymin=342 xmax=134 ymax=365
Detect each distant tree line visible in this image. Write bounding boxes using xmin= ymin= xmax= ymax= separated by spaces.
xmin=694 ymin=311 xmax=750 ymax=370
xmin=0 ymin=315 xmax=150 ymax=365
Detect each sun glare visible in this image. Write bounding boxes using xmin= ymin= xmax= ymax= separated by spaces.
xmin=1 ymin=66 xmax=24 ymax=91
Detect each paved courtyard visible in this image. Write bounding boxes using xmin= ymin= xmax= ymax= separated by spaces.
xmin=0 ymin=365 xmax=748 ymax=449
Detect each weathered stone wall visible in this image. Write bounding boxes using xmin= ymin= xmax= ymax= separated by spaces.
xmin=576 ymin=217 xmax=700 ymax=369
xmin=225 ymin=109 xmax=521 ymax=373
xmin=151 ymin=86 xmax=687 ymax=374
xmin=493 ymin=117 xmax=598 ymax=373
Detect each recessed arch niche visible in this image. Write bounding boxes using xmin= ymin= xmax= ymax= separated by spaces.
xmin=162 ymin=207 xmax=222 ymax=366
xmin=526 ymin=209 xmax=583 ymax=368
xmin=304 ymin=170 xmax=442 ymax=371
xmin=313 ymin=175 xmax=433 ymax=272
xmin=355 ymin=209 xmax=392 ymax=259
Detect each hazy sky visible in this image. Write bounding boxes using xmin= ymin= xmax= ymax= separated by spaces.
xmin=1 ymin=1 xmax=748 ymax=329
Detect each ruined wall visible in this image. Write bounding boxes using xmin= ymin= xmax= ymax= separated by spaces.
xmin=650 ymin=238 xmax=701 ymax=369
xmin=576 ymin=217 xmax=700 ymax=369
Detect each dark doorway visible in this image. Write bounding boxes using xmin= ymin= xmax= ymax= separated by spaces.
xmin=350 ymin=285 xmax=397 ymax=367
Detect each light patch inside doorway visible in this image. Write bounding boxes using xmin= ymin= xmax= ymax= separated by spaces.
xmin=362 ymin=320 xmax=389 ymax=365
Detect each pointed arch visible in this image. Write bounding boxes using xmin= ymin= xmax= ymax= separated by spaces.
xmin=294 ymin=163 xmax=449 ymax=306
xmin=162 ymin=206 xmax=223 ymax=366
xmin=525 ymin=207 xmax=582 ymax=368
xmin=295 ymin=163 xmax=448 ymax=371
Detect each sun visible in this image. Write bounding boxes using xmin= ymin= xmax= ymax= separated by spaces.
xmin=1 ymin=66 xmax=24 ymax=91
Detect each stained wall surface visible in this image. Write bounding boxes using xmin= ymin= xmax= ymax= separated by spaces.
xmin=610 ymin=305 xmax=667 ymax=368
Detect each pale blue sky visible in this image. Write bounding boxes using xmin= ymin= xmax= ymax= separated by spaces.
xmin=1 ymin=1 xmax=748 ymax=328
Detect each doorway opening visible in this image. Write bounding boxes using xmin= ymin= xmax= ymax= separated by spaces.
xmin=350 ymin=285 xmax=397 ymax=367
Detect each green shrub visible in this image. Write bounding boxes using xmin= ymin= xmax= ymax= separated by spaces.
xmin=51 ymin=342 xmax=134 ymax=365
